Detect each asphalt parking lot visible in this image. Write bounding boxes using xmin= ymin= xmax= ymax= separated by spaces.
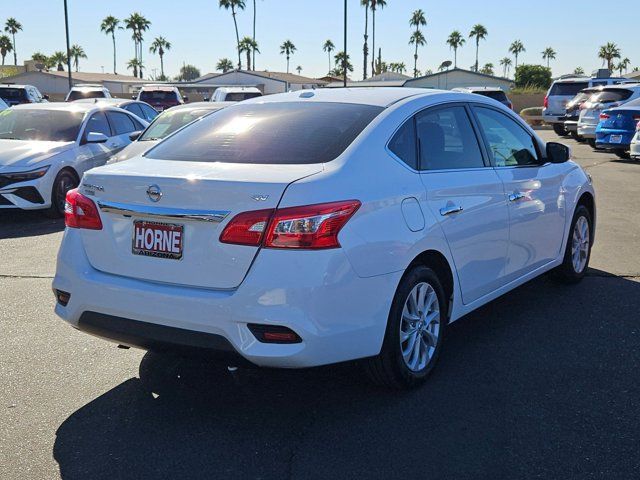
xmin=1 ymin=130 xmax=639 ymax=479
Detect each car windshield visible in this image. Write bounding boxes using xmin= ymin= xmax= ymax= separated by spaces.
xmin=0 ymin=87 xmax=27 ymax=101
xmin=589 ymin=89 xmax=634 ymax=104
xmin=140 ymin=91 xmax=178 ymax=102
xmin=224 ymin=92 xmax=262 ymax=102
xmin=0 ymin=109 xmax=84 ymax=141
xmin=139 ymin=108 xmax=221 ymax=141
xmin=146 ymin=102 xmax=383 ymax=164
xmin=67 ymin=90 xmax=105 ymax=101
xmin=477 ymin=91 xmax=508 ymax=102
xmin=550 ymin=82 xmax=589 ymax=96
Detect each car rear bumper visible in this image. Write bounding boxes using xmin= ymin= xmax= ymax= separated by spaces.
xmin=595 ymin=131 xmax=634 ymax=150
xmin=564 ymin=121 xmax=579 ymax=133
xmin=577 ymin=124 xmax=596 ymax=138
xmin=53 ymin=228 xmax=402 ymax=368
xmin=630 ymin=138 xmax=640 ymax=158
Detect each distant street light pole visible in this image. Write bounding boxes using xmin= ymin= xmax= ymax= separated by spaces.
xmin=63 ymin=0 xmax=72 ymax=89
xmin=343 ymin=0 xmax=347 ymax=87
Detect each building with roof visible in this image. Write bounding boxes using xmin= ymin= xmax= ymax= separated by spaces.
xmin=326 ymin=71 xmax=412 ymax=88
xmin=192 ymin=70 xmax=327 ymax=95
xmin=623 ymin=70 xmax=640 ymax=82
xmin=0 ymin=70 xmax=148 ymax=99
xmin=403 ymin=68 xmax=514 ymax=92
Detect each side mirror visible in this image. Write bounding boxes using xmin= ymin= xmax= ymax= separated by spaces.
xmin=129 ymin=130 xmax=142 ymax=141
xmin=85 ymin=132 xmax=109 ymax=144
xmin=547 ymin=142 xmax=571 ymax=163
xmin=42 ymin=94 xmax=49 ymax=101
xmin=203 ymin=97 xmax=209 ymax=102
xmin=131 ymin=95 xmax=137 ymax=100
xmin=183 ymin=96 xmax=189 ymax=103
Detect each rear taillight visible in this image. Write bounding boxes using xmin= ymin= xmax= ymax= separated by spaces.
xmin=543 ymin=96 xmax=548 ymax=109
xmin=220 ymin=200 xmax=361 ymax=250
xmin=599 ymin=113 xmax=610 ymax=120
xmin=636 ymin=120 xmax=640 ymax=132
xmin=633 ymin=115 xmax=640 ymax=122
xmin=64 ymin=189 xmax=103 ymax=230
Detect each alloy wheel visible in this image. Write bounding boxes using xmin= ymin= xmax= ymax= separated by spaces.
xmin=400 ymin=282 xmax=440 ymax=372
xmin=571 ymin=216 xmax=590 ymax=274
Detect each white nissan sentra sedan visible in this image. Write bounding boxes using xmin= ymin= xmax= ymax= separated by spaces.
xmin=53 ymin=88 xmax=595 ymax=388
xmin=0 ymin=103 xmax=148 ymax=216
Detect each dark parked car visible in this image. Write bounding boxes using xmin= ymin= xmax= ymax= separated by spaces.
xmin=0 ymin=84 xmax=48 ymax=106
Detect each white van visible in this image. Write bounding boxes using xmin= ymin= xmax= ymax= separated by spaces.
xmin=210 ymin=86 xmax=262 ymax=102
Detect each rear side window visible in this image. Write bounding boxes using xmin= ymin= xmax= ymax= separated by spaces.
xmin=590 ymin=89 xmax=634 ymax=104
xmin=140 ymin=104 xmax=159 ymax=121
xmin=124 ymin=103 xmax=144 ymax=118
xmin=550 ymin=82 xmax=589 ymax=96
xmin=388 ymin=120 xmax=417 ymax=169
xmin=416 ymin=106 xmax=485 ymax=170
xmin=106 ymin=111 xmax=137 ymax=134
xmin=147 ymin=102 xmax=383 ymax=164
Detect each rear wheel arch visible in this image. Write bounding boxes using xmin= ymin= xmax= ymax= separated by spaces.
xmin=407 ymin=249 xmax=454 ymax=316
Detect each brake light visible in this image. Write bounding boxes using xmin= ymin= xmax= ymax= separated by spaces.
xmin=633 ymin=115 xmax=640 ymax=122
xmin=64 ymin=189 xmax=103 ymax=230
xmin=599 ymin=113 xmax=610 ymax=120
xmin=220 ymin=200 xmax=361 ymax=250
xmin=636 ymin=120 xmax=640 ymax=131
xmin=543 ymin=96 xmax=548 ymax=109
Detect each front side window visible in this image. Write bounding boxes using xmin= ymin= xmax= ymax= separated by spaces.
xmin=146 ymin=102 xmax=383 ymax=164
xmin=474 ymin=107 xmax=540 ymax=167
xmin=84 ymin=111 xmax=111 ymax=138
xmin=0 ymin=108 xmax=83 ymax=141
xmin=106 ymin=111 xmax=137 ymax=135
xmin=415 ymin=106 xmax=485 ymax=171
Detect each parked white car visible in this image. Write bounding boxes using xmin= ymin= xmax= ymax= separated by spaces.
xmin=53 ymin=88 xmax=595 ymax=388
xmin=210 ymin=86 xmax=262 ymax=102
xmin=65 ymin=84 xmax=112 ymax=102
xmin=577 ymin=84 xmax=640 ymax=147
xmin=631 ymin=123 xmax=640 ymax=159
xmin=0 ymin=103 xmax=148 ymax=216
xmin=0 ymin=97 xmax=8 ymax=111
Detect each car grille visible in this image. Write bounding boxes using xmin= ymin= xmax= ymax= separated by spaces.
xmin=12 ymin=187 xmax=44 ymax=204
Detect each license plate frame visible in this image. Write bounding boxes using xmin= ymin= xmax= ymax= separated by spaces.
xmin=610 ymin=135 xmax=623 ymax=144
xmin=132 ymin=220 xmax=184 ymax=260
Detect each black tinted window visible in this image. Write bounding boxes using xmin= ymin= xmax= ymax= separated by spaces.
xmin=550 ymin=82 xmax=589 ymax=96
xmin=106 ymin=111 xmax=137 ymax=135
xmin=225 ymin=92 xmax=262 ymax=101
xmin=589 ymin=89 xmax=634 ymax=104
xmin=85 ymin=111 xmax=111 ymax=137
xmin=147 ymin=102 xmax=383 ymax=164
xmin=124 ymin=103 xmax=144 ymax=118
xmin=474 ymin=107 xmax=539 ymax=167
xmin=416 ymin=106 xmax=485 ymax=170
xmin=0 ymin=109 xmax=83 ymax=141
xmin=140 ymin=91 xmax=178 ymax=102
xmin=388 ymin=119 xmax=417 ymax=169
xmin=0 ymin=88 xmax=28 ymax=101
xmin=67 ymin=90 xmax=105 ymax=101
xmin=478 ymin=91 xmax=508 ymax=102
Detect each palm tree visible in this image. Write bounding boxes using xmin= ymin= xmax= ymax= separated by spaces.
xmin=216 ymin=58 xmax=234 ymax=72
xmin=395 ymin=62 xmax=406 ymax=74
xmin=280 ymin=40 xmax=296 ymax=74
xmin=252 ymin=0 xmax=259 ymax=70
xmin=238 ymin=36 xmax=259 ymax=71
xmin=361 ymin=0 xmax=370 ymax=79
xmin=50 ymin=51 xmax=68 ymax=71
xmin=30 ymin=52 xmax=48 ymax=70
xmin=219 ymin=0 xmax=246 ymax=69
xmin=480 ymin=63 xmax=494 ymax=75
xmin=598 ymin=42 xmax=621 ymax=72
xmin=323 ymin=39 xmax=335 ymax=75
xmin=499 ymin=57 xmax=512 ymax=77
xmin=296 ymin=65 xmax=302 ymax=75
xmin=4 ymin=18 xmax=22 ymax=66
xmin=542 ymin=47 xmax=556 ymax=68
xmin=0 ymin=35 xmax=12 ymax=66
xmin=509 ymin=40 xmax=525 ymax=70
xmin=333 ymin=51 xmax=353 ymax=78
xmin=409 ymin=30 xmax=426 ymax=78
xmin=469 ymin=24 xmax=487 ymax=72
xmin=69 ymin=45 xmax=87 ymax=72
xmin=124 ymin=13 xmax=151 ymax=78
xmin=617 ymin=57 xmax=631 ymax=76
xmin=100 ymin=16 xmax=121 ymax=74
xmin=126 ymin=58 xmax=143 ymax=77
xmin=149 ymin=36 xmax=171 ymax=79
xmin=369 ymin=0 xmax=386 ymax=76
xmin=446 ymin=30 xmax=465 ymax=68
xmin=574 ymin=66 xmax=585 ymax=75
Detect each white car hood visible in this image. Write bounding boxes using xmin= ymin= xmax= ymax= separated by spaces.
xmin=0 ymin=140 xmax=74 ymax=171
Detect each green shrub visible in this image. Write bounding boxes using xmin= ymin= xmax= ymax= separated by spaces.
xmin=515 ymin=64 xmax=552 ymax=89
xmin=520 ymin=107 xmax=543 ymax=116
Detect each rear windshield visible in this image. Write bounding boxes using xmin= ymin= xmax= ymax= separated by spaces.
xmin=140 ymin=90 xmax=178 ymax=102
xmin=0 ymin=88 xmax=27 ymax=101
xmin=549 ymin=82 xmax=589 ymax=96
xmin=589 ymin=89 xmax=634 ymax=104
xmin=224 ymin=92 xmax=262 ymax=102
xmin=140 ymin=108 xmax=221 ymax=141
xmin=477 ymin=91 xmax=508 ymax=102
xmin=146 ymin=102 xmax=383 ymax=164
xmin=0 ymin=108 xmax=83 ymax=141
xmin=67 ymin=90 xmax=105 ymax=101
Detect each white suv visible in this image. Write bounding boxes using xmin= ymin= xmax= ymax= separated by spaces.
xmin=65 ymin=84 xmax=112 ymax=102
xmin=543 ymin=75 xmax=629 ymax=135
xmin=211 ymin=86 xmax=263 ymax=102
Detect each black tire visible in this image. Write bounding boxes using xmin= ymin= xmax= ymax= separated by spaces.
xmin=44 ymin=169 xmax=78 ymax=218
xmin=552 ymin=205 xmax=592 ymax=284
xmin=570 ymin=131 xmax=579 ymax=141
xmin=576 ymin=135 xmax=586 ymax=143
xmin=588 ymin=139 xmax=596 ymax=149
xmin=365 ymin=265 xmax=448 ymax=389
xmin=615 ymin=150 xmax=631 ymax=160
xmin=553 ymin=124 xmax=567 ymax=136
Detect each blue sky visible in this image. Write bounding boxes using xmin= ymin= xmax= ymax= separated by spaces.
xmin=3 ymin=0 xmax=638 ymax=79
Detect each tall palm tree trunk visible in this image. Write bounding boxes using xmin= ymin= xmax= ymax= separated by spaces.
xmin=363 ymin=5 xmax=369 ymax=80
xmin=371 ymin=9 xmax=376 ymax=76
xmin=252 ymin=0 xmax=256 ymax=70
xmin=286 ymin=54 xmax=290 ymax=74
xmin=454 ymin=48 xmax=457 ymax=68
xmin=139 ymin=40 xmax=144 ymax=78
xmin=12 ymin=34 xmax=17 ymax=65
xmin=475 ymin=39 xmax=479 ymax=72
xmin=246 ymin=51 xmax=251 ymax=71
xmin=160 ymin=53 xmax=164 ymax=78
xmin=232 ymin=8 xmax=241 ymax=69
xmin=328 ymin=51 xmax=331 ymax=74
xmin=414 ymin=46 xmax=418 ymax=77
xmin=112 ymin=32 xmax=117 ymax=74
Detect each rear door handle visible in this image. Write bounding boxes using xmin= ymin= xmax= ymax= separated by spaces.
xmin=440 ymin=205 xmax=464 ymax=216
xmin=508 ymin=192 xmax=525 ymax=202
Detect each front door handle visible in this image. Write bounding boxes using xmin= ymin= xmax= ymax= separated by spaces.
xmin=440 ymin=205 xmax=464 ymax=216
xmin=508 ymin=192 xmax=525 ymax=202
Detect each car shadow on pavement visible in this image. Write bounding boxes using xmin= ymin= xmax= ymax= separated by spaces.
xmin=52 ymin=271 xmax=640 ymax=480
xmin=0 ymin=210 xmax=64 ymax=239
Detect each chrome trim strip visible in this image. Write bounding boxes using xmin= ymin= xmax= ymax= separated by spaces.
xmin=98 ymin=201 xmax=230 ymax=223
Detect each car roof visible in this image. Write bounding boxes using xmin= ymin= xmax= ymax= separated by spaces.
xmin=0 ymin=84 xmax=32 ymax=89
xmin=242 ymin=87 xmax=438 ymax=107
xmin=600 ymin=83 xmax=640 ymax=90
xmin=73 ymin=98 xmax=135 ymax=106
xmin=455 ymin=86 xmax=504 ymax=92
xmin=139 ymin=85 xmax=179 ymax=91
xmin=10 ymin=101 xmax=135 ymax=115
xmin=217 ymin=86 xmax=261 ymax=92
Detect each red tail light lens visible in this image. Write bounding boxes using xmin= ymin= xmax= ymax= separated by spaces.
xmin=599 ymin=113 xmax=610 ymax=120
xmin=636 ymin=120 xmax=640 ymax=131
xmin=64 ymin=189 xmax=103 ymax=230
xmin=220 ymin=200 xmax=361 ymax=250
xmin=543 ymin=96 xmax=548 ymax=109
xmin=219 ymin=208 xmax=274 ymax=246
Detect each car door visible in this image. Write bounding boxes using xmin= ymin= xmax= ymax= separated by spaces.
xmin=105 ymin=110 xmax=143 ymax=155
xmin=472 ymin=105 xmax=566 ymax=281
xmin=76 ymin=111 xmax=114 ymax=173
xmin=416 ymin=104 xmax=510 ymax=305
